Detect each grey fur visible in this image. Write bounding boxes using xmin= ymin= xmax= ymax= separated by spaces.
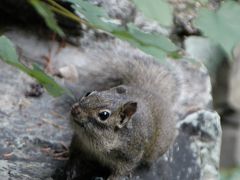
xmin=68 ymin=40 xmax=181 ymax=179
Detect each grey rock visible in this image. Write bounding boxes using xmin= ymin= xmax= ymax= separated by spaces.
xmin=177 ymin=110 xmax=221 ymax=180
xmin=221 ymin=44 xmax=240 ymax=168
xmin=129 ymin=111 xmax=221 ymax=180
xmin=229 ymin=44 xmax=240 ymax=112
xmin=220 ymin=125 xmax=240 ymax=168
xmin=89 ymin=0 xmax=135 ymax=24
xmin=169 ymin=0 xmax=220 ymax=37
xmin=0 ymin=60 xmax=72 ymax=179
xmin=184 ymin=36 xmax=226 ymax=81
xmin=184 ymin=36 xmax=230 ymax=113
xmin=0 ymin=160 xmax=55 ymax=180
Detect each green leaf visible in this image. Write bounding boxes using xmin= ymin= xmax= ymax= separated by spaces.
xmin=67 ymin=0 xmax=116 ymax=31
xmin=221 ymin=166 xmax=240 ymax=180
xmin=0 ymin=36 xmax=72 ymax=98
xmin=127 ymin=24 xmax=177 ymax=52
xmin=194 ymin=1 xmax=240 ymax=58
xmin=30 ymin=64 xmax=68 ymax=97
xmin=0 ymin=35 xmax=20 ymax=65
xmin=0 ymin=36 xmax=29 ymax=73
xmin=132 ymin=0 xmax=173 ymax=26
xmin=29 ymin=0 xmax=65 ymax=37
xmin=198 ymin=0 xmax=208 ymax=4
xmin=112 ymin=24 xmax=178 ymax=60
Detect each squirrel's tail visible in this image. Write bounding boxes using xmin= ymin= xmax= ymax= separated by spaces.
xmin=65 ymin=40 xmax=181 ymax=104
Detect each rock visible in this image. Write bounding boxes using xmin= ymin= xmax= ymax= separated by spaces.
xmin=220 ymin=44 xmax=240 ymax=168
xmin=184 ymin=36 xmax=230 ymax=113
xmin=184 ymin=36 xmax=226 ymax=81
xmin=220 ymin=125 xmax=240 ymax=167
xmin=89 ymin=0 xmax=136 ymax=24
xmin=177 ymin=110 xmax=221 ymax=180
xmin=0 ymin=61 xmax=72 ymax=179
xmin=57 ymin=65 xmax=79 ymax=83
xmin=169 ymin=0 xmax=220 ymax=38
xmin=129 ymin=110 xmax=221 ymax=180
xmin=0 ymin=160 xmax=56 ymax=180
xmin=229 ymin=44 xmax=240 ymax=112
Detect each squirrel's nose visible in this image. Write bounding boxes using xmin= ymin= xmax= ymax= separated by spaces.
xmin=71 ymin=103 xmax=81 ymax=116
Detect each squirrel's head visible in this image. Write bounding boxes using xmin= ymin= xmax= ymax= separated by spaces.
xmin=70 ymin=85 xmax=137 ymax=151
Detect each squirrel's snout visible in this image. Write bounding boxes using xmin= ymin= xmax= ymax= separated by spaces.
xmin=71 ymin=103 xmax=81 ymax=117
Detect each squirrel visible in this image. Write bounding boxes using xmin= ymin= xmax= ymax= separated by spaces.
xmin=67 ymin=40 xmax=181 ymax=180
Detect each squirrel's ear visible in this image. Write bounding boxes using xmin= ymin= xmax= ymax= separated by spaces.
xmin=117 ymin=101 xmax=137 ymax=129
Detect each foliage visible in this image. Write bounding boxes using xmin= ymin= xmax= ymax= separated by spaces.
xmin=194 ymin=1 xmax=240 ymax=59
xmin=221 ymin=167 xmax=240 ymax=180
xmin=132 ymin=0 xmax=173 ymax=26
xmin=112 ymin=23 xmax=178 ymax=59
xmin=30 ymin=0 xmax=179 ymax=61
xmin=0 ymin=36 xmax=72 ymax=98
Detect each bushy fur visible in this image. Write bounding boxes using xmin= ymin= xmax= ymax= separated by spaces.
xmin=68 ymin=40 xmax=181 ymax=180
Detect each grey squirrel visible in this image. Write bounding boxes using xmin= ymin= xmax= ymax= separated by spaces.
xmin=67 ymin=41 xmax=181 ymax=180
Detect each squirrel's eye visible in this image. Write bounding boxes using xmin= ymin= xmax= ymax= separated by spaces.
xmin=98 ymin=111 xmax=110 ymax=121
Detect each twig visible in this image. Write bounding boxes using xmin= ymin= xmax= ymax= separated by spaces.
xmin=42 ymin=118 xmax=64 ymax=129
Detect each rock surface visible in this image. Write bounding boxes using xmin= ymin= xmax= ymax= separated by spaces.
xmin=219 ymin=44 xmax=240 ymax=168
xmin=229 ymin=45 xmax=240 ymax=112
xmin=184 ymin=36 xmax=229 ymax=113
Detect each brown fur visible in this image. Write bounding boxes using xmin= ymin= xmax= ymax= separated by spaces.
xmin=68 ymin=41 xmax=180 ymax=180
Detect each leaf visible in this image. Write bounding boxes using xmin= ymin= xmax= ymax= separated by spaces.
xmin=30 ymin=64 xmax=68 ymax=97
xmin=221 ymin=166 xmax=240 ymax=180
xmin=127 ymin=24 xmax=178 ymax=52
xmin=112 ymin=24 xmax=178 ymax=60
xmin=132 ymin=0 xmax=173 ymax=26
xmin=0 ymin=36 xmax=72 ymax=98
xmin=194 ymin=1 xmax=240 ymax=58
xmin=29 ymin=0 xmax=65 ymax=37
xmin=67 ymin=0 xmax=116 ymax=31
xmin=0 ymin=36 xmax=29 ymax=73
xmin=198 ymin=0 xmax=208 ymax=4
xmin=0 ymin=35 xmax=20 ymax=65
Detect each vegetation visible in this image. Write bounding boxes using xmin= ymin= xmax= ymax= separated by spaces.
xmin=0 ymin=36 xmax=71 ymax=97
xmin=194 ymin=0 xmax=240 ymax=59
